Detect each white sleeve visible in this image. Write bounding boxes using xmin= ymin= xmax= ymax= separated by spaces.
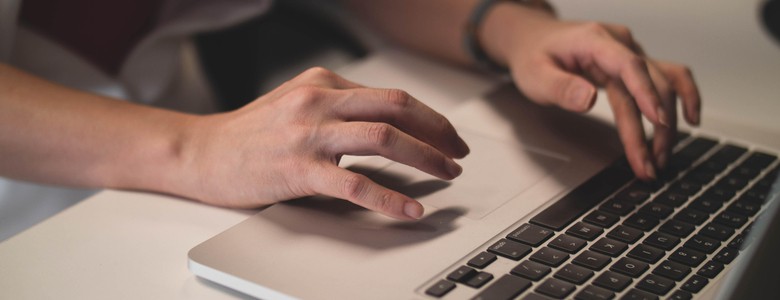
xmin=0 ymin=0 xmax=21 ymax=62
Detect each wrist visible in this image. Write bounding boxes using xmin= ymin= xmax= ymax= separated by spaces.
xmin=478 ymin=1 xmax=555 ymax=68
xmin=103 ymin=109 xmax=201 ymax=200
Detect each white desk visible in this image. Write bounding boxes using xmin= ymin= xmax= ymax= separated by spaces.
xmin=1 ymin=1 xmax=779 ymax=299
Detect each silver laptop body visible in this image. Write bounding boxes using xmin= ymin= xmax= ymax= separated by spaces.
xmin=188 ymin=84 xmax=780 ymax=300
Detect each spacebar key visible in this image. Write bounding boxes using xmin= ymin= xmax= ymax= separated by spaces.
xmin=471 ymin=275 xmax=531 ymax=300
xmin=530 ymin=164 xmax=633 ymax=230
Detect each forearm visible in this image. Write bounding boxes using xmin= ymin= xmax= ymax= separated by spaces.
xmin=0 ymin=63 xmax=194 ymax=194
xmin=342 ymin=0 xmax=554 ymax=67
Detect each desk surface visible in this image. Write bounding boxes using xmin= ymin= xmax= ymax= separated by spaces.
xmin=2 ymin=1 xmax=779 ymax=299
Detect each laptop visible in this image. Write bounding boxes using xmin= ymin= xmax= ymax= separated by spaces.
xmin=187 ymin=82 xmax=780 ymax=300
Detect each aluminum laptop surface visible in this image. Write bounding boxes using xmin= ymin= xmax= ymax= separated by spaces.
xmin=188 ymin=84 xmax=780 ymax=299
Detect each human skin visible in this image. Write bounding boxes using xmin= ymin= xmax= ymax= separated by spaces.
xmin=344 ymin=0 xmax=701 ymax=181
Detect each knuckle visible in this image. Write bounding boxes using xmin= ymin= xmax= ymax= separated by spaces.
xmin=374 ymin=191 xmax=396 ymax=214
xmin=365 ymin=123 xmax=397 ymax=148
xmin=341 ymin=173 xmax=368 ymax=200
xmin=613 ymin=25 xmax=633 ymax=40
xmin=302 ymin=66 xmax=334 ymax=79
xmin=382 ymin=89 xmax=414 ymax=108
xmin=581 ymin=22 xmax=609 ymax=35
xmin=287 ymin=85 xmax=323 ymax=107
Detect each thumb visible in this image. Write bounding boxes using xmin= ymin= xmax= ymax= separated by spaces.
xmin=514 ymin=61 xmax=597 ymax=113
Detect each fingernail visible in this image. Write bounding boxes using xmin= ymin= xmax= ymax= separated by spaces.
xmin=447 ymin=161 xmax=463 ymax=178
xmin=656 ymin=106 xmax=670 ymax=127
xmin=645 ymin=160 xmax=657 ymax=180
xmin=569 ymin=85 xmax=594 ymax=111
xmin=404 ymin=201 xmax=423 ymax=220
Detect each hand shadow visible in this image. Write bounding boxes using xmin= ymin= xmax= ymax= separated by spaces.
xmin=259 ymin=166 xmax=465 ymax=250
xmin=479 ymin=83 xmax=628 ymax=183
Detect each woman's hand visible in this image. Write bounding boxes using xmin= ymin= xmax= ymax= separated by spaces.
xmin=177 ymin=67 xmax=469 ymax=220
xmin=481 ymin=4 xmax=701 ymax=180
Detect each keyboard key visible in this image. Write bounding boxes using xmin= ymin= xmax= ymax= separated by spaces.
xmin=614 ymin=187 xmax=651 ymax=204
xmin=568 ymin=222 xmax=605 ymax=241
xmin=659 ymin=220 xmax=696 ymax=238
xmin=714 ymin=247 xmax=739 ymax=264
xmin=740 ymin=151 xmax=777 ymax=170
xmin=549 ymin=234 xmax=588 ymax=253
xmin=584 ymin=210 xmax=620 ymax=228
xmin=637 ymin=274 xmax=675 ymax=295
xmin=593 ymin=270 xmax=632 ymax=292
xmin=716 ymin=176 xmax=749 ymax=191
xmin=425 ymin=279 xmax=456 ymax=298
xmin=674 ymin=208 xmax=709 ymax=225
xmin=700 ymin=222 xmax=735 ymax=241
xmin=555 ymin=263 xmax=594 ymax=284
xmin=472 ymin=275 xmax=531 ymax=300
xmin=575 ymin=285 xmax=615 ymax=300
xmin=681 ymin=275 xmax=709 ymax=293
xmin=507 ymin=223 xmax=554 ymax=246
xmin=677 ymin=137 xmax=718 ymax=162
xmin=468 ymin=252 xmax=497 ymax=269
xmin=488 ymin=239 xmax=532 ymax=260
xmin=530 ymin=165 xmax=633 ymax=230
xmin=669 ymin=181 xmax=702 ymax=197
xmin=699 ymin=186 xmax=736 ymax=203
xmin=608 ymin=225 xmax=645 ymax=244
xmin=714 ymin=211 xmax=749 ymax=228
xmin=522 ymin=293 xmax=553 ymax=300
xmin=573 ymin=250 xmax=612 ymax=270
xmin=601 ymin=198 xmax=636 ymax=216
xmin=684 ymin=234 xmax=721 ymax=254
xmin=655 ymin=191 xmax=688 ymax=207
xmin=643 ymin=232 xmax=680 ymax=251
xmin=653 ymin=260 xmax=691 ymax=281
xmin=622 ymin=288 xmax=659 ymax=300
xmin=611 ymin=257 xmax=649 ymax=277
xmin=682 ymin=170 xmax=716 ymax=185
xmin=728 ymin=233 xmax=749 ymax=250
xmin=690 ymin=198 xmax=723 ymax=214
xmin=447 ymin=265 xmax=477 ymax=282
xmin=628 ymin=244 xmax=666 ymax=264
xmin=531 ymin=247 xmax=570 ymax=267
xmin=670 ymin=290 xmax=692 ymax=300
xmin=728 ymin=165 xmax=762 ymax=181
xmin=697 ymin=260 xmax=724 ymax=279
xmin=640 ymin=203 xmax=674 ymax=219
xmin=708 ymin=144 xmax=747 ymax=165
xmin=728 ymin=200 xmax=761 ymax=216
xmin=465 ymin=271 xmax=494 ymax=288
xmin=511 ymin=260 xmax=552 ymax=281
xmin=591 ymin=238 xmax=628 ymax=257
xmin=624 ymin=213 xmax=659 ymax=231
xmin=669 ymin=247 xmax=706 ymax=267
xmin=536 ymin=278 xmax=576 ymax=299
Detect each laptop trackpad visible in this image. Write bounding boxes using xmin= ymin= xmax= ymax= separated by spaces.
xmin=353 ymin=130 xmax=566 ymax=220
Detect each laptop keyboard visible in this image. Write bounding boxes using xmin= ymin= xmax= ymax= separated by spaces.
xmin=424 ymin=133 xmax=779 ymax=300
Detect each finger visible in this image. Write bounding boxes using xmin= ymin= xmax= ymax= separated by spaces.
xmin=329 ymin=88 xmax=470 ymax=158
xmin=322 ymin=122 xmax=462 ymax=180
xmin=585 ymin=36 xmax=670 ymax=127
xmin=512 ymin=56 xmax=597 ymax=112
xmin=656 ymin=61 xmax=701 ymax=126
xmin=646 ymin=62 xmax=678 ymax=169
xmin=601 ymin=23 xmax=646 ymax=56
xmin=605 ymin=81 xmax=656 ymax=180
xmin=310 ymin=164 xmax=424 ymax=220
